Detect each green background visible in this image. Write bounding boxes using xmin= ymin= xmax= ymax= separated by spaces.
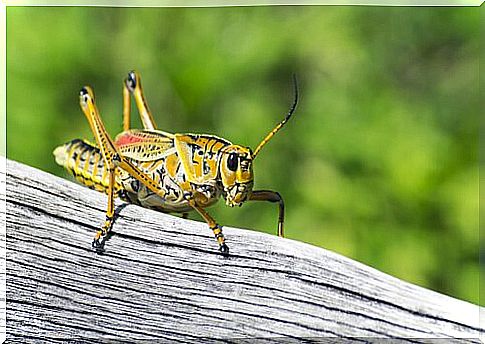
xmin=6 ymin=7 xmax=480 ymax=305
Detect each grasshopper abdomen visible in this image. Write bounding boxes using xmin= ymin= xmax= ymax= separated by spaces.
xmin=54 ymin=139 xmax=123 ymax=196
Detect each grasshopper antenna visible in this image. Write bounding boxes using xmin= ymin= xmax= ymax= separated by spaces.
xmin=253 ymin=74 xmax=299 ymax=159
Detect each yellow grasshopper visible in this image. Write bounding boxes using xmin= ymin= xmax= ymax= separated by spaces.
xmin=54 ymin=71 xmax=298 ymax=254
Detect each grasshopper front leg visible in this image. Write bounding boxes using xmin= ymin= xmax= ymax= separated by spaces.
xmin=249 ymin=190 xmax=285 ymax=238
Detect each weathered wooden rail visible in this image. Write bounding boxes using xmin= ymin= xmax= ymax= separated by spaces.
xmin=4 ymin=158 xmax=484 ymax=342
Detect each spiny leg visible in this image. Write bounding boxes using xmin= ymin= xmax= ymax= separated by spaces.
xmin=188 ymin=199 xmax=229 ymax=254
xmin=124 ymin=71 xmax=157 ymax=130
xmin=249 ymin=190 xmax=285 ymax=238
xmin=122 ymin=81 xmax=131 ymax=131
xmin=81 ymin=87 xmax=170 ymax=195
xmin=92 ymin=168 xmax=116 ymax=250
xmin=80 ymin=87 xmax=170 ymax=251
xmin=79 ymin=87 xmax=121 ymax=251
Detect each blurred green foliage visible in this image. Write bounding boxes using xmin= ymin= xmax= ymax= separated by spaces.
xmin=6 ymin=7 xmax=479 ymax=305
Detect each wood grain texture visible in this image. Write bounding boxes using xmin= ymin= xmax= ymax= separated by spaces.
xmin=4 ymin=158 xmax=484 ymax=343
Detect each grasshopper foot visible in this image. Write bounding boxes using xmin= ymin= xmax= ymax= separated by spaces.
xmin=211 ymin=224 xmax=229 ymax=255
xmin=91 ymin=237 xmax=106 ymax=253
xmin=219 ymin=243 xmax=230 ymax=255
xmin=92 ymin=239 xmax=105 ymax=253
xmin=92 ymin=229 xmax=110 ymax=254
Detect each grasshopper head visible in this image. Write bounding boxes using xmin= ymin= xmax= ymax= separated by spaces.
xmin=219 ymin=145 xmax=254 ymax=207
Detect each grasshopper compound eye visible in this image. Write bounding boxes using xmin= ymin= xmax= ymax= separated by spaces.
xmin=125 ymin=71 xmax=137 ymax=92
xmin=227 ymin=152 xmax=238 ymax=172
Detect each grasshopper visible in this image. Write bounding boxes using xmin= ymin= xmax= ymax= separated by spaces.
xmin=54 ymin=71 xmax=298 ymax=254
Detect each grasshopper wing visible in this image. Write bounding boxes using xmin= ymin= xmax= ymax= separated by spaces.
xmin=114 ymin=130 xmax=176 ymax=161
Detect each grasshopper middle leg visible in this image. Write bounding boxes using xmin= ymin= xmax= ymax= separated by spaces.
xmin=188 ymin=199 xmax=229 ymax=254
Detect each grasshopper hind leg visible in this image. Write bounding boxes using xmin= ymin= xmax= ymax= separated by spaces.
xmin=91 ymin=168 xmax=117 ymax=253
xmin=92 ymin=202 xmax=129 ymax=252
xmin=79 ymin=86 xmax=169 ymax=253
xmin=123 ymin=70 xmax=157 ymax=131
xmin=92 ymin=221 xmax=112 ymax=253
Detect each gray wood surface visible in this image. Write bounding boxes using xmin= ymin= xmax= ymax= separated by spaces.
xmin=4 ymin=158 xmax=484 ymax=343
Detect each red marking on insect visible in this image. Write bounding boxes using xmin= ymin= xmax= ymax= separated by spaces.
xmin=115 ymin=133 xmax=145 ymax=147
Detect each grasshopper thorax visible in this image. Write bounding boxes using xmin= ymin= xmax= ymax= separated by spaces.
xmin=219 ymin=145 xmax=254 ymax=207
